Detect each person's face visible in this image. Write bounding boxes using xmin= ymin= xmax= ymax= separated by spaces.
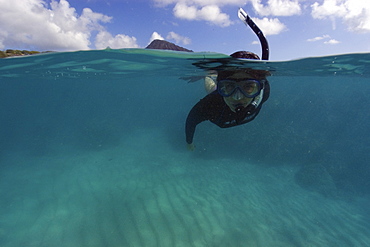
xmin=220 ymin=71 xmax=259 ymax=112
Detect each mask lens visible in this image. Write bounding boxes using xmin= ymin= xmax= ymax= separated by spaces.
xmin=218 ymin=79 xmax=261 ymax=98
xmin=218 ymin=80 xmax=237 ymax=96
xmin=240 ymin=80 xmax=259 ymax=96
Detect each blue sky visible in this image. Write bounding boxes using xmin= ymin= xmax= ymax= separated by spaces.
xmin=0 ymin=0 xmax=370 ymax=60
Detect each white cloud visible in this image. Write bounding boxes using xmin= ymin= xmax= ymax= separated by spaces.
xmin=154 ymin=0 xmax=239 ymax=27
xmin=251 ymin=0 xmax=302 ymax=16
xmin=149 ymin=32 xmax=165 ymax=43
xmin=311 ymin=0 xmax=370 ymax=33
xmin=173 ymin=3 xmax=232 ymax=27
xmin=307 ymin=34 xmax=330 ymax=42
xmin=154 ymin=0 xmax=246 ymax=7
xmin=311 ymin=0 xmax=347 ymax=19
xmin=166 ymin=31 xmax=191 ymax=45
xmin=252 ymin=17 xmax=288 ymax=35
xmin=0 ymin=0 xmax=139 ymax=51
xmin=324 ymin=39 xmax=341 ymax=44
xmin=95 ymin=31 xmax=139 ymax=49
xmin=306 ymin=34 xmax=340 ymax=44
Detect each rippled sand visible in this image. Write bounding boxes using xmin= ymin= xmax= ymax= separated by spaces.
xmin=1 ymin=130 xmax=369 ymax=247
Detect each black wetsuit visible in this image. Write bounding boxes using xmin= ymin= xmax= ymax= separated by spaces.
xmin=185 ymin=81 xmax=270 ymax=144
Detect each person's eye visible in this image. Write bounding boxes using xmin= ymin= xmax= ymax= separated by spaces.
xmin=224 ymin=82 xmax=235 ymax=89
xmin=243 ymin=84 xmax=255 ymax=92
xmin=226 ymin=84 xmax=234 ymax=90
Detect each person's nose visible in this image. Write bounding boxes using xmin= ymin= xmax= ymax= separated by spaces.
xmin=232 ymin=88 xmax=244 ymax=100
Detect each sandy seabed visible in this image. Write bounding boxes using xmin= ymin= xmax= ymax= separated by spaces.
xmin=1 ymin=129 xmax=369 ymax=247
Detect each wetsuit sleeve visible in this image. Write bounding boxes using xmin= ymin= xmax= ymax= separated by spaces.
xmin=185 ymin=97 xmax=212 ymax=144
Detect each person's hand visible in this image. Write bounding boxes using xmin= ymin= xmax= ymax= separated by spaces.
xmin=187 ymin=143 xmax=195 ymax=151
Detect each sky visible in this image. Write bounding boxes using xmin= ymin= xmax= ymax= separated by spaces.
xmin=0 ymin=0 xmax=370 ymax=60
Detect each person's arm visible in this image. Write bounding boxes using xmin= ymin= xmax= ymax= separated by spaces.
xmin=185 ymin=102 xmax=206 ymax=145
xmin=185 ymin=96 xmax=213 ymax=148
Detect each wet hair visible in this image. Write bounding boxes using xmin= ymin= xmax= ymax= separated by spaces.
xmin=230 ymin=51 xmax=260 ymax=60
xmin=217 ymin=51 xmax=269 ymax=81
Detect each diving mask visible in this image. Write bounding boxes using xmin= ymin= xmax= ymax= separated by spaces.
xmin=217 ymin=79 xmax=262 ymax=98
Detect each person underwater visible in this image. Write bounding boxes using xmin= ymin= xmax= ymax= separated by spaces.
xmin=185 ymin=8 xmax=271 ymax=150
xmin=185 ymin=51 xmax=270 ymax=151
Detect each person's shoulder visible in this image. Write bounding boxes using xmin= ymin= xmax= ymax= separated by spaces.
xmin=195 ymin=92 xmax=224 ymax=112
xmin=200 ymin=91 xmax=222 ymax=103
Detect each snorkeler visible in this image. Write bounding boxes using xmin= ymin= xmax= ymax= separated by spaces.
xmin=185 ymin=8 xmax=270 ymax=150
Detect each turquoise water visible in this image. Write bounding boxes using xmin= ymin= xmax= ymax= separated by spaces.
xmin=0 ymin=49 xmax=369 ymax=246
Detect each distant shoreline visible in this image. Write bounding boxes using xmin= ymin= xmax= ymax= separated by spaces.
xmin=0 ymin=40 xmax=192 ymax=58
xmin=0 ymin=49 xmax=52 ymax=58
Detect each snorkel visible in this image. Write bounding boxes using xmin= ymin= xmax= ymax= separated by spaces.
xmin=238 ymin=8 xmax=269 ymax=60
